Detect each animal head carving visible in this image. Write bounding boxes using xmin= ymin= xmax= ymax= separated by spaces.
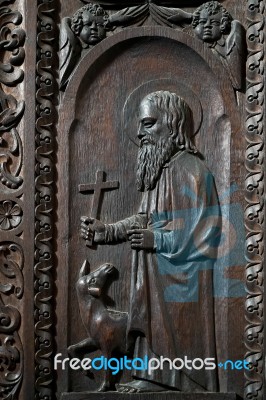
xmin=77 ymin=260 xmax=117 ymax=298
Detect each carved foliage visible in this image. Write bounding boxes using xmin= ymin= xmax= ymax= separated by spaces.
xmin=0 ymin=1 xmax=25 ymax=399
xmin=35 ymin=1 xmax=57 ymax=399
xmin=0 ymin=242 xmax=24 ymax=399
xmin=245 ymin=1 xmax=264 ymax=399
xmin=0 ymin=2 xmax=25 ymax=189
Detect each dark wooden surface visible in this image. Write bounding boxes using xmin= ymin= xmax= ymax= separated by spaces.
xmin=1 ymin=0 xmax=264 ymax=400
xmin=57 ymin=22 xmax=245 ymax=396
xmin=0 ymin=0 xmax=261 ymax=399
xmin=61 ymin=392 xmax=241 ymax=400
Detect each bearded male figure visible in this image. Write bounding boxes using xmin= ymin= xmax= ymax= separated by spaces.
xmin=81 ymin=91 xmax=221 ymax=392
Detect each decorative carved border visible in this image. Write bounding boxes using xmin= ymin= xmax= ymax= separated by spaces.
xmin=35 ymin=0 xmax=58 ymax=399
xmin=0 ymin=243 xmax=24 ymax=400
xmin=0 ymin=0 xmax=25 ymax=398
xmin=245 ymin=1 xmax=264 ymax=399
xmin=36 ymin=0 xmax=265 ymax=398
xmin=0 ymin=1 xmax=25 ymax=190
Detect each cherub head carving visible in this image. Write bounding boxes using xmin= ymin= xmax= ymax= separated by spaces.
xmin=192 ymin=1 xmax=232 ymax=43
xmin=71 ymin=3 xmax=109 ymax=47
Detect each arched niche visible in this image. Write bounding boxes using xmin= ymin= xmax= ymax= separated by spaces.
xmin=57 ymin=26 xmax=245 ymax=395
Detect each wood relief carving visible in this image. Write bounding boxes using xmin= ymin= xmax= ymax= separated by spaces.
xmin=35 ymin=1 xmax=57 ymax=399
xmin=173 ymin=1 xmax=246 ymax=90
xmin=60 ymin=3 xmax=110 ymax=89
xmin=0 ymin=2 xmax=25 ymax=189
xmin=79 ymin=171 xmax=119 ymax=246
xmin=245 ymin=1 xmax=264 ymax=399
xmin=68 ymin=261 xmax=128 ymax=392
xmin=76 ymin=91 xmax=221 ymax=393
xmin=0 ymin=0 xmax=260 ymax=398
xmin=54 ymin=0 xmax=263 ymax=399
xmin=60 ymin=1 xmax=246 ymax=93
xmin=0 ymin=200 xmax=22 ymax=231
xmin=0 ymin=243 xmax=24 ymax=399
xmin=0 ymin=0 xmax=25 ymax=399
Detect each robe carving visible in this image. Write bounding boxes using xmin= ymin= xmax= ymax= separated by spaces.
xmin=104 ymin=150 xmax=221 ymax=391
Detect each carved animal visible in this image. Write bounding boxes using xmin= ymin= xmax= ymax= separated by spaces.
xmin=68 ymin=260 xmax=128 ymax=392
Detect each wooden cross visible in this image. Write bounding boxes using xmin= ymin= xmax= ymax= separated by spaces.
xmin=79 ymin=170 xmax=119 ymax=245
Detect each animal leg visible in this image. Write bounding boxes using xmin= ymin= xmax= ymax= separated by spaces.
xmin=68 ymin=337 xmax=97 ymax=358
xmin=98 ymin=354 xmax=117 ymax=392
xmin=68 ymin=338 xmax=97 ymax=378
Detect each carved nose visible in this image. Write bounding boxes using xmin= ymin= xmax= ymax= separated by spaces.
xmin=105 ymin=263 xmax=115 ymax=274
xmin=137 ymin=130 xmax=145 ymax=140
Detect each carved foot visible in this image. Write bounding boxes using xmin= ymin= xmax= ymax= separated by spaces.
xmin=116 ymin=380 xmax=169 ymax=393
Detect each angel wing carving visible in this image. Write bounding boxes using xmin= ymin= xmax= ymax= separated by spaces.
xmin=224 ymin=20 xmax=246 ymax=90
xmin=59 ymin=17 xmax=82 ymax=91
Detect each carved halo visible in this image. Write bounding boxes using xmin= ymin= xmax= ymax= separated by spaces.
xmin=123 ymin=79 xmax=203 ymax=146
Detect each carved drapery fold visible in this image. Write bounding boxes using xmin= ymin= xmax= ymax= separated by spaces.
xmin=245 ymin=1 xmax=265 ymax=399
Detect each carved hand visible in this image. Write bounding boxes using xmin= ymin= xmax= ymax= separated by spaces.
xmin=80 ymin=216 xmax=105 ymax=243
xmin=127 ymin=229 xmax=154 ymax=250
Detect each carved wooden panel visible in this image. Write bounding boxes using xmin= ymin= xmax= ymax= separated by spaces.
xmin=0 ymin=1 xmax=264 ymax=400
xmin=0 ymin=1 xmax=25 ymax=399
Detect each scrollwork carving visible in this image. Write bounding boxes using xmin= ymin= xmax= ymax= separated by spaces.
xmin=0 ymin=242 xmax=24 ymax=399
xmin=0 ymin=2 xmax=25 ymax=189
xmin=245 ymin=1 xmax=264 ymax=399
xmin=0 ymin=1 xmax=24 ymax=398
xmin=35 ymin=1 xmax=57 ymax=399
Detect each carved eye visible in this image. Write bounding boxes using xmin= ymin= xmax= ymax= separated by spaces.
xmin=199 ymin=19 xmax=207 ymax=25
xmin=90 ymin=277 xmax=96 ymax=284
xmin=211 ymin=20 xmax=220 ymax=26
xmin=143 ymin=119 xmax=156 ymax=128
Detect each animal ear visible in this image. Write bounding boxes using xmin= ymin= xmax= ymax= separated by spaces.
xmin=88 ymin=287 xmax=101 ymax=297
xmin=79 ymin=260 xmax=90 ymax=279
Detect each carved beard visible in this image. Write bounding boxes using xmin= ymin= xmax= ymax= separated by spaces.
xmin=136 ymin=135 xmax=176 ymax=191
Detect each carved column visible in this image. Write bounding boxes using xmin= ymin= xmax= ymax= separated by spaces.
xmin=34 ymin=1 xmax=58 ymax=399
xmin=244 ymin=1 xmax=265 ymax=399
